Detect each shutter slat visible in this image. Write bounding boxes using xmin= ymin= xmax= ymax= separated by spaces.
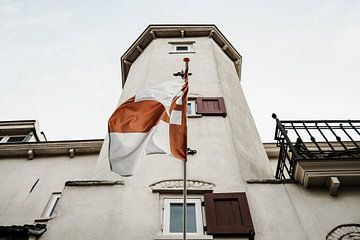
xmin=232 ymin=200 xmax=242 ymax=225
xmin=239 ymin=193 xmax=252 ymax=226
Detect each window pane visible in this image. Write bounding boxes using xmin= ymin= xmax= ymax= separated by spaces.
xmin=176 ymin=46 xmax=188 ymax=51
xmin=7 ymin=136 xmax=26 ymax=143
xmin=187 ymin=103 xmax=192 ymax=115
xmin=169 ymin=203 xmax=197 ymax=233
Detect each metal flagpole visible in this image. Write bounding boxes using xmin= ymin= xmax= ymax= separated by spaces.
xmin=183 ymin=159 xmax=187 ymax=240
xmin=182 ymin=58 xmax=190 ymax=240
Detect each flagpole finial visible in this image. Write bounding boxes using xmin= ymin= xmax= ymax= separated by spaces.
xmin=183 ymin=57 xmax=190 ymax=63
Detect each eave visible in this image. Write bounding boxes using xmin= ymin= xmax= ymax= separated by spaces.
xmin=0 ymin=139 xmax=103 ymax=159
xmin=121 ymin=24 xmax=242 ymax=88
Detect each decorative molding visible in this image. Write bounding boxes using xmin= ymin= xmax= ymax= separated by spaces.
xmin=150 ymin=179 xmax=215 ymax=193
xmin=136 ymin=46 xmax=143 ymax=53
xmin=326 ymin=224 xmax=360 ymax=240
xmin=65 ymin=180 xmax=124 ymax=187
xmin=0 ymin=140 xmax=103 ymax=158
xmin=27 ymin=149 xmax=34 ymax=160
xmin=180 ymin=30 xmax=184 ymax=38
xmin=69 ymin=148 xmax=75 ymax=158
xmin=150 ymin=30 xmax=156 ymax=39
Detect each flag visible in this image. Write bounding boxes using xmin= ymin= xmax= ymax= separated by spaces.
xmin=108 ymin=77 xmax=188 ymax=176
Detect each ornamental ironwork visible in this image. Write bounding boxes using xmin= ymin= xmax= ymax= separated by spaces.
xmin=272 ymin=114 xmax=360 ymax=180
xmin=326 ymin=224 xmax=360 ymax=240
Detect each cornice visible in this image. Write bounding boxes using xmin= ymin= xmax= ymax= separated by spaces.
xmin=121 ymin=24 xmax=242 ymax=88
xmin=0 ymin=139 xmax=103 ymax=159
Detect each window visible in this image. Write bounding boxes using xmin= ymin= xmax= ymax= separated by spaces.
xmin=196 ymin=97 xmax=227 ymax=117
xmin=176 ymin=46 xmax=188 ymax=51
xmin=7 ymin=136 xmax=27 ymax=143
xmin=204 ymin=193 xmax=255 ymax=238
xmin=0 ymin=134 xmax=30 ymax=143
xmin=186 ymin=97 xmax=227 ymax=118
xmin=41 ymin=192 xmax=61 ymax=218
xmin=163 ymin=198 xmax=204 ymax=235
xmin=169 ymin=41 xmax=195 ymax=54
xmin=187 ymin=100 xmax=201 ymax=118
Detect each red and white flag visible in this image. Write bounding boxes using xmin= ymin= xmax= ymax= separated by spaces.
xmin=108 ymin=77 xmax=188 ymax=176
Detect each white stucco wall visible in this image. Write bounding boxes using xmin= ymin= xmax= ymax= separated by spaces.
xmin=0 ymin=154 xmax=97 ymax=225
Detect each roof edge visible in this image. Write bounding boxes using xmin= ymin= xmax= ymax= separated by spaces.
xmin=120 ymin=24 xmax=242 ymax=88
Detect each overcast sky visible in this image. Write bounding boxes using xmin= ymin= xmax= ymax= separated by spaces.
xmin=1 ymin=0 xmax=360 ymax=142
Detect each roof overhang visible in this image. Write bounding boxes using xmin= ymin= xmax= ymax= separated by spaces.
xmin=0 ymin=139 xmax=103 ymax=159
xmin=121 ymin=24 xmax=242 ymax=88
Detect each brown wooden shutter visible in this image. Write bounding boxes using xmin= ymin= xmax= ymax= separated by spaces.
xmin=204 ymin=192 xmax=255 ymax=238
xmin=196 ymin=97 xmax=227 ymax=117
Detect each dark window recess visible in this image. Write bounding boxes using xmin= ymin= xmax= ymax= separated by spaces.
xmin=176 ymin=46 xmax=188 ymax=51
xmin=0 ymin=224 xmax=47 ymax=239
xmin=196 ymin=97 xmax=227 ymax=117
xmin=7 ymin=136 xmax=26 ymax=143
xmin=0 ymin=232 xmax=28 ymax=240
xmin=204 ymin=193 xmax=255 ymax=238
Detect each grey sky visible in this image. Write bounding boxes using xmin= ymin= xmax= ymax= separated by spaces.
xmin=1 ymin=0 xmax=360 ymax=142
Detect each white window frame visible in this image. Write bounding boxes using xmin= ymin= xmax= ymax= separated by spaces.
xmin=42 ymin=192 xmax=61 ymax=218
xmin=163 ymin=198 xmax=204 ymax=236
xmin=0 ymin=134 xmax=30 ymax=143
xmin=169 ymin=41 xmax=195 ymax=54
xmin=172 ymin=44 xmax=194 ymax=53
xmin=187 ymin=100 xmax=201 ymax=118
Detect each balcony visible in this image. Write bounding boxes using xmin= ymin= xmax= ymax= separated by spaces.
xmin=272 ymin=114 xmax=360 ymax=194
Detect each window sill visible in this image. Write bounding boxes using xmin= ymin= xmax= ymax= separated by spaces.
xmin=188 ymin=114 xmax=202 ymax=118
xmin=155 ymin=235 xmax=213 ymax=240
xmin=34 ymin=216 xmax=52 ymax=223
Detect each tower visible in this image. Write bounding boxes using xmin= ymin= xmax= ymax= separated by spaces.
xmin=94 ymin=24 xmax=273 ymax=239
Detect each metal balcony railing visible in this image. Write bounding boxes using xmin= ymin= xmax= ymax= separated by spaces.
xmin=272 ymin=114 xmax=360 ymax=180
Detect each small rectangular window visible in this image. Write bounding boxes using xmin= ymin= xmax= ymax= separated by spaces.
xmin=176 ymin=46 xmax=189 ymax=51
xmin=42 ymin=192 xmax=61 ymax=218
xmin=163 ymin=198 xmax=204 ymax=235
xmin=187 ymin=100 xmax=201 ymax=118
xmin=169 ymin=41 xmax=195 ymax=54
xmin=7 ymin=136 xmax=27 ymax=143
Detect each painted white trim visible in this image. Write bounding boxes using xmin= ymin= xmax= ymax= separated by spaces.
xmin=187 ymin=100 xmax=201 ymax=118
xmin=169 ymin=42 xmax=195 ymax=54
xmin=163 ymin=198 xmax=204 ymax=236
xmin=42 ymin=192 xmax=61 ymax=218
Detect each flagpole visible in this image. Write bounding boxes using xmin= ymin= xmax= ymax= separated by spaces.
xmin=183 ymin=158 xmax=187 ymax=240
xmin=182 ymin=57 xmax=190 ymax=240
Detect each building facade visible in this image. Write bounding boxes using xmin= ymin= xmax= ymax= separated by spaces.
xmin=0 ymin=25 xmax=359 ymax=240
